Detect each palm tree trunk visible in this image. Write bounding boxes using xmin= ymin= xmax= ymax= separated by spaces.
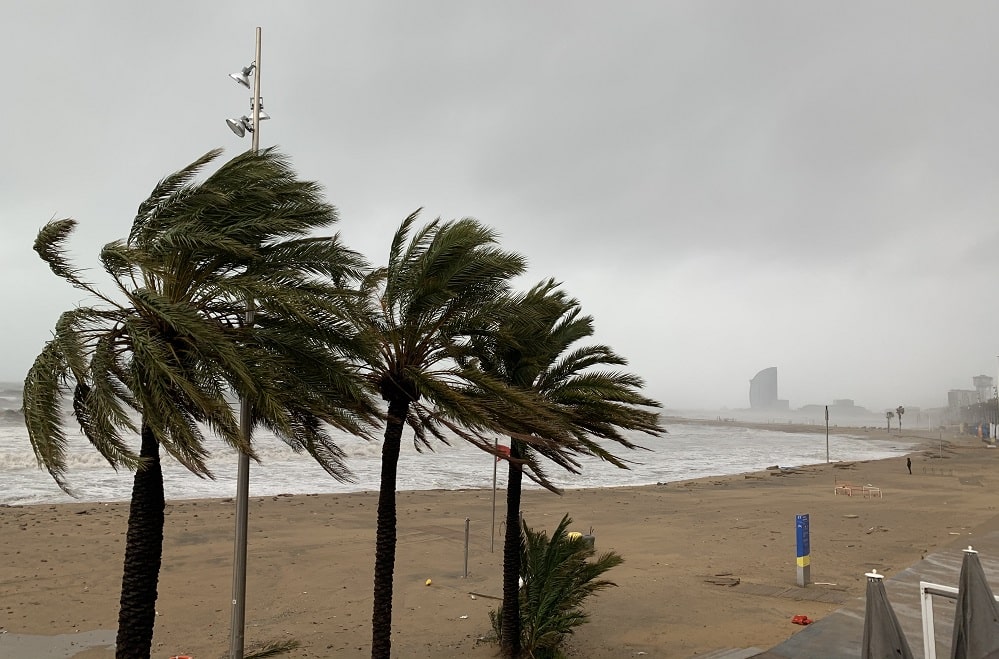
xmin=371 ymin=398 xmax=409 ymax=659
xmin=500 ymin=439 xmax=524 ymax=658
xmin=115 ymin=422 xmax=164 ymax=659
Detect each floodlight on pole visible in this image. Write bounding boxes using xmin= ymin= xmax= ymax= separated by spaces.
xmin=229 ymin=63 xmax=255 ymax=88
xmin=251 ymin=97 xmax=269 ymax=120
xmin=225 ymin=117 xmax=249 ymax=137
xmin=225 ymin=101 xmax=268 ymax=139
xmin=226 ymin=26 xmax=262 ymax=659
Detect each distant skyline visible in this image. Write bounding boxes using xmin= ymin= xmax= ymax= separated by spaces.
xmin=4 ymin=2 xmax=999 ymax=412
xmin=734 ymin=367 xmax=996 ymax=414
xmin=0 ymin=368 xmax=995 ymax=415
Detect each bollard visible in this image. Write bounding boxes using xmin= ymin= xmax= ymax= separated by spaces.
xmin=796 ymin=514 xmax=810 ymax=587
xmin=463 ymin=517 xmax=470 ymax=578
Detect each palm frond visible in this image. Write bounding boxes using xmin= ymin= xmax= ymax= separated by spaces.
xmin=260 ymin=411 xmax=355 ymax=483
xmin=387 ymin=208 xmax=423 ymax=271
xmin=131 ymin=148 xmax=223 ymax=244
xmin=30 ymin=146 xmax=381 ymax=506
xmin=73 ymin=372 xmax=140 ymax=471
xmin=243 ymin=639 xmax=301 ymax=659
xmin=255 ymin=234 xmax=368 ymax=285
xmin=33 ymin=219 xmax=94 ymax=293
xmin=470 ymin=280 xmax=665 ymax=482
xmin=23 ymin=340 xmax=75 ymax=492
xmin=492 ymin=514 xmax=623 ymax=657
xmin=99 ymin=239 xmax=139 ymax=283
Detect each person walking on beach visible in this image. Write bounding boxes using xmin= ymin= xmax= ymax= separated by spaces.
xmin=906 ymin=457 xmax=912 ymax=475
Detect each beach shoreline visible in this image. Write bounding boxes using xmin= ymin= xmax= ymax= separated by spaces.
xmin=1 ymin=426 xmax=994 ymax=657
xmin=0 ymin=419 xmax=919 ymax=507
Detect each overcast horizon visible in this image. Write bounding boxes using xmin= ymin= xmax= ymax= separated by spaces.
xmin=4 ymin=2 xmax=999 ymax=413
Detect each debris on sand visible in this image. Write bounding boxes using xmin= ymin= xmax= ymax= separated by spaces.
xmin=704 ymin=574 xmax=741 ymax=587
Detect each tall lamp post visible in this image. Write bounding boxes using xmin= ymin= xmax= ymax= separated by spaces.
xmin=226 ymin=26 xmax=264 ymax=659
xmin=825 ymin=405 xmax=829 ymax=463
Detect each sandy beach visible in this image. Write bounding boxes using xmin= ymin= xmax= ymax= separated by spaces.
xmin=2 ymin=425 xmax=997 ymax=658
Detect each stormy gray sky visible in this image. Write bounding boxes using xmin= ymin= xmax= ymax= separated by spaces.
xmin=3 ymin=2 xmax=999 ymax=413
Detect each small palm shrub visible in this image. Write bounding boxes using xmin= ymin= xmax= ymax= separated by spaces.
xmin=490 ymin=514 xmax=623 ymax=658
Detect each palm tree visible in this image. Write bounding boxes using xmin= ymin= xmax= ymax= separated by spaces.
xmin=886 ymin=410 xmax=895 ymax=432
xmin=492 ymin=514 xmax=623 ymax=658
xmin=23 ymin=148 xmax=378 ymax=658
xmin=896 ymin=405 xmax=905 ymax=433
xmin=354 ymin=212 xmax=570 ymax=658
xmin=468 ymin=280 xmax=663 ymax=658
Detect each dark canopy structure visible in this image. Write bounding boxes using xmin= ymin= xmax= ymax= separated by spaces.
xmin=862 ymin=569 xmax=914 ymax=659
xmin=950 ymin=547 xmax=999 ymax=659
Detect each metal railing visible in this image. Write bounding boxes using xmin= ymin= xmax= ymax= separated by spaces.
xmin=919 ymin=580 xmax=999 ymax=659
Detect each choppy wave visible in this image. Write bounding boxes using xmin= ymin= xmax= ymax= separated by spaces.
xmin=0 ymin=422 xmax=917 ymax=506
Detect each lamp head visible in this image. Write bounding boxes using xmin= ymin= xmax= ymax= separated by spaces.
xmin=250 ymin=98 xmax=269 ymax=121
xmin=225 ymin=118 xmax=245 ymax=137
xmin=226 ymin=116 xmax=253 ymax=138
xmin=228 ymin=63 xmax=255 ymax=89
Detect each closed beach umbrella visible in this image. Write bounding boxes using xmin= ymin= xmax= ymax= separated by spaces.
xmin=950 ymin=547 xmax=999 ymax=659
xmin=862 ymin=569 xmax=914 ymax=659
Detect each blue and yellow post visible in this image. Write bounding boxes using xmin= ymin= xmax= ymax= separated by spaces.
xmin=796 ymin=514 xmax=810 ymax=587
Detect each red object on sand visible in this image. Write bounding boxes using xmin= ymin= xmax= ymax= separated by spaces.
xmin=791 ymin=615 xmax=813 ymax=625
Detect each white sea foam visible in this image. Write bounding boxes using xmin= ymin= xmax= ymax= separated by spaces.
xmin=0 ymin=422 xmax=917 ymax=506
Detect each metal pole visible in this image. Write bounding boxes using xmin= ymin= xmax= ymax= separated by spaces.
xmin=824 ymin=405 xmax=829 ymax=463
xmin=230 ymin=26 xmax=261 ymax=659
xmin=230 ymin=392 xmax=251 ymax=659
xmin=250 ymin=27 xmax=261 ymax=155
xmin=490 ymin=437 xmax=498 ymax=553
xmin=463 ymin=518 xmax=470 ymax=578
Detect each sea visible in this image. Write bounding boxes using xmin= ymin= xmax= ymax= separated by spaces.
xmin=0 ymin=417 xmax=918 ymax=506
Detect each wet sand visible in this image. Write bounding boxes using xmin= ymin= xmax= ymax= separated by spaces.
xmin=1 ymin=426 xmax=996 ymax=657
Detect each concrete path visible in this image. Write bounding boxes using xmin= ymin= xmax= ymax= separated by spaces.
xmin=0 ymin=629 xmax=115 ymax=658
xmin=753 ymin=512 xmax=999 ymax=658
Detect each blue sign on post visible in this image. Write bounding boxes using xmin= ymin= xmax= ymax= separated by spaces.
xmin=796 ymin=513 xmax=810 ymax=586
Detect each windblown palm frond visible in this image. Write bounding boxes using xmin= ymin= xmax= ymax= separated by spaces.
xmin=490 ymin=514 xmax=623 ymax=659
xmin=33 ymin=218 xmax=98 ymax=295
xmin=24 ymin=148 xmax=379 ymax=658
xmin=359 ymin=212 xmax=565 ymax=659
xmin=467 ymin=278 xmax=664 ymax=658
xmin=467 ymin=278 xmax=663 ymax=483
xmin=131 ymin=148 xmax=224 ymax=244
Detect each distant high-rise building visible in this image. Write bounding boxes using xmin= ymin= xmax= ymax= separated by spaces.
xmin=949 ymin=389 xmax=977 ymax=414
xmin=973 ymin=375 xmax=994 ymax=403
xmin=750 ymin=367 xmax=779 ymax=409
